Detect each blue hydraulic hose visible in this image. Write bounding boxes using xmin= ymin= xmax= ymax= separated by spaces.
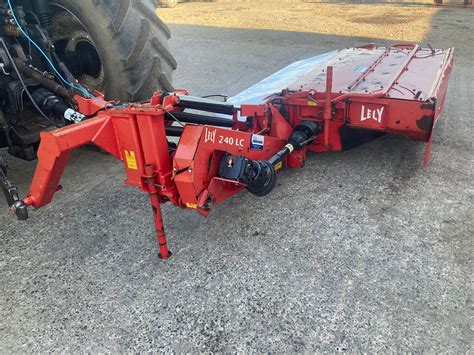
xmin=6 ymin=0 xmax=116 ymax=108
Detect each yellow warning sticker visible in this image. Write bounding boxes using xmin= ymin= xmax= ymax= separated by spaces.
xmin=308 ymin=101 xmax=318 ymax=107
xmin=186 ymin=203 xmax=198 ymax=209
xmin=275 ymin=161 xmax=283 ymax=171
xmin=124 ymin=150 xmax=138 ymax=170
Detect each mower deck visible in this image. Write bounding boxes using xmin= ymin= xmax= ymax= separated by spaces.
xmin=291 ymin=45 xmax=450 ymax=101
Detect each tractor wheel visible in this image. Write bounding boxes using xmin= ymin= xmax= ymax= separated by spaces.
xmin=160 ymin=0 xmax=178 ymax=8
xmin=50 ymin=0 xmax=177 ymax=102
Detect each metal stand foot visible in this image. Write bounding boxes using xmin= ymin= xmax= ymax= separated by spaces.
xmin=145 ymin=165 xmax=171 ymax=259
xmin=158 ymin=250 xmax=172 ymax=259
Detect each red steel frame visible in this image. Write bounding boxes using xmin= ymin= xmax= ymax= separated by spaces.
xmin=17 ymin=44 xmax=454 ymax=258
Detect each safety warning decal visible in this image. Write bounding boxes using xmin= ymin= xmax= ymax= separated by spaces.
xmin=124 ymin=150 xmax=138 ymax=170
xmin=250 ymin=134 xmax=264 ymax=151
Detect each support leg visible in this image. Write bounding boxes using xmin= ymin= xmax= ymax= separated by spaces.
xmin=145 ymin=165 xmax=171 ymax=259
xmin=150 ymin=195 xmax=171 ymax=259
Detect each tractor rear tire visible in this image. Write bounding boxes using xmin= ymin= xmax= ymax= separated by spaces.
xmin=51 ymin=0 xmax=177 ymax=102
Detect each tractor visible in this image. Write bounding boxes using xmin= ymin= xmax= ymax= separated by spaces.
xmin=0 ymin=0 xmax=176 ymax=204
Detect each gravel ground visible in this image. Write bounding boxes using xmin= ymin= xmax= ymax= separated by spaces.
xmin=1 ymin=5 xmax=473 ymax=352
xmin=158 ymin=1 xmax=440 ymax=42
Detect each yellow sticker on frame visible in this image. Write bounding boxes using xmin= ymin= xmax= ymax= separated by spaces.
xmin=124 ymin=150 xmax=138 ymax=170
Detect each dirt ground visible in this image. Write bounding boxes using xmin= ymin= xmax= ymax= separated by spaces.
xmin=158 ymin=1 xmax=440 ymax=42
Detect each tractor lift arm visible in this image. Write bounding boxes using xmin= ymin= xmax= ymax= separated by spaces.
xmin=12 ymin=44 xmax=454 ymax=259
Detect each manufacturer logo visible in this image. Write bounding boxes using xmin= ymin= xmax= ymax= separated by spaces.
xmin=204 ymin=127 xmax=217 ymax=144
xmin=360 ymin=105 xmax=384 ymax=123
xmin=250 ymin=134 xmax=265 ymax=151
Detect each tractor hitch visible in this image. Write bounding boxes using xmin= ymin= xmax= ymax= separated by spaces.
xmin=0 ymin=157 xmax=28 ymax=220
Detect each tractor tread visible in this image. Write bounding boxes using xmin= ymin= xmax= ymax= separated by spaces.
xmin=112 ymin=0 xmax=130 ymax=32
xmin=128 ymin=56 xmax=173 ymax=98
xmin=135 ymin=0 xmax=171 ymax=39
xmin=125 ymin=19 xmax=150 ymax=69
xmin=151 ymin=37 xmax=178 ymax=70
